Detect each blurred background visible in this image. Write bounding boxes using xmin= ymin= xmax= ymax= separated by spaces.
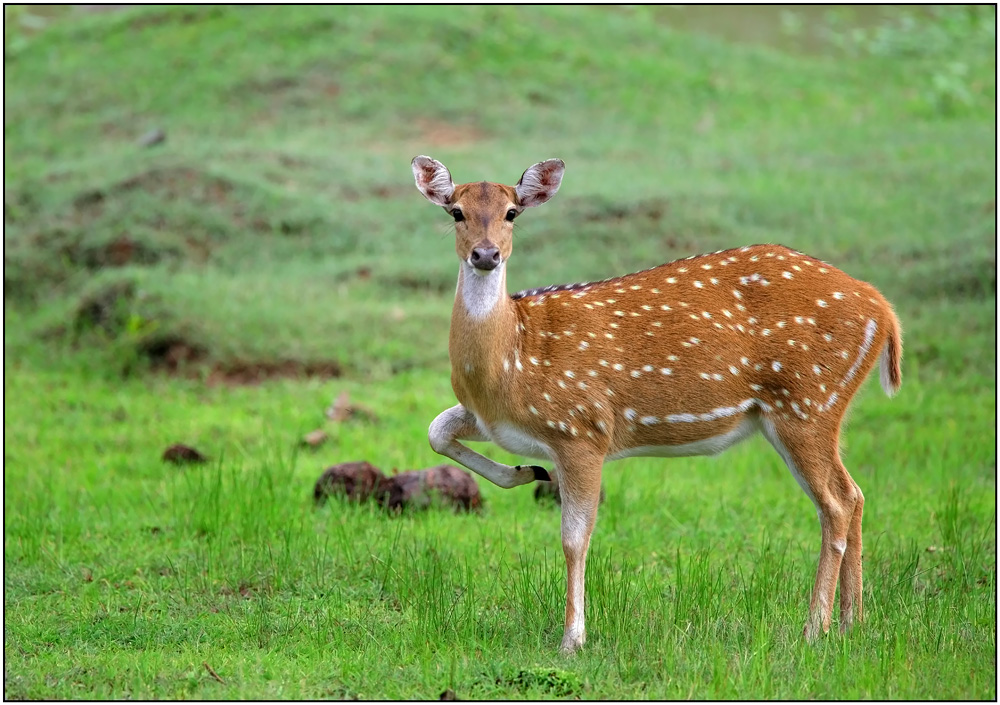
xmin=4 ymin=7 xmax=996 ymax=699
xmin=5 ymin=4 xmax=995 ymax=383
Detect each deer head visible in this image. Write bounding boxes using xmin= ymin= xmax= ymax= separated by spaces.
xmin=411 ymin=156 xmax=565 ymax=274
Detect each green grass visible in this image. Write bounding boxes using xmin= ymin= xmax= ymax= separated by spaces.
xmin=4 ymin=5 xmax=996 ymax=700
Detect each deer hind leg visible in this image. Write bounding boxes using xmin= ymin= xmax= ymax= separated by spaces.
xmin=760 ymin=417 xmax=861 ymax=641
xmin=428 ymin=405 xmax=549 ymax=489
xmin=552 ymin=449 xmax=604 ymax=654
xmin=838 ymin=477 xmax=864 ymax=632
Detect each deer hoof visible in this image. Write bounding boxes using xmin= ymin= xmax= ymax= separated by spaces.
xmin=530 ymin=465 xmax=551 ymax=482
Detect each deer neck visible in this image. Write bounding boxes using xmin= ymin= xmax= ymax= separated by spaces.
xmin=449 ymin=262 xmax=521 ymax=413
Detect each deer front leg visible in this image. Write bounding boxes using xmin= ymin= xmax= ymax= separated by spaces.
xmin=428 ymin=405 xmax=550 ymax=489
xmin=553 ymin=450 xmax=604 ymax=654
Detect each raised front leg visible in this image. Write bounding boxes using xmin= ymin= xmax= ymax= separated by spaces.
xmin=428 ymin=405 xmax=549 ymax=489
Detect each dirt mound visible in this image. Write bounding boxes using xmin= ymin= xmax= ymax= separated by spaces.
xmin=378 ymin=464 xmax=483 ymax=512
xmin=313 ymin=462 xmax=483 ymax=512
xmin=314 ymin=461 xmax=386 ymax=505
xmin=572 ymin=196 xmax=670 ymax=224
xmin=73 ymin=166 xmax=238 ymax=219
xmin=139 ymin=334 xmax=208 ymax=372
xmin=141 ymin=335 xmax=342 ymax=384
xmin=205 ymin=359 xmax=342 ymax=386
xmin=162 ymin=443 xmax=208 ymax=465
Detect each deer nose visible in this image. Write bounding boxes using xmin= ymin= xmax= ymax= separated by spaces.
xmin=470 ymin=246 xmax=501 ymax=271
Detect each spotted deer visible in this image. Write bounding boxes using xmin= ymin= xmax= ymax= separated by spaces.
xmin=411 ymin=155 xmax=902 ymax=653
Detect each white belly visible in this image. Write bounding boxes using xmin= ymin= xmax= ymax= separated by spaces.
xmin=475 ymin=418 xmax=553 ymax=461
xmin=606 ymin=416 xmax=760 ymax=462
xmin=474 ymin=415 xmax=758 ymax=465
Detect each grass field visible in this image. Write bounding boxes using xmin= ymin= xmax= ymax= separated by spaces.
xmin=4 ymin=5 xmax=996 ymax=699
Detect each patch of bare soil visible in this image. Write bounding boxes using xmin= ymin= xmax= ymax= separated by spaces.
xmin=571 ymin=195 xmax=671 ymax=224
xmin=80 ymin=166 xmax=237 ymax=212
xmin=30 ymin=227 xmax=174 ymax=274
xmin=341 ymin=183 xmax=412 ymax=202
xmin=236 ymin=73 xmax=341 ymax=100
xmin=138 ymin=334 xmax=208 ymax=371
xmin=413 ymin=118 xmax=489 ymax=148
xmin=139 ymin=334 xmax=341 ymax=384
xmin=205 ymin=359 xmax=342 ymax=386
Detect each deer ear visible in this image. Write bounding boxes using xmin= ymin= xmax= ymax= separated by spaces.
xmin=411 ymin=156 xmax=455 ymax=207
xmin=516 ymin=159 xmax=565 ymax=208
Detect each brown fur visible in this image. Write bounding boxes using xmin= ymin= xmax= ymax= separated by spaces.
xmin=464 ymin=244 xmax=898 ymax=451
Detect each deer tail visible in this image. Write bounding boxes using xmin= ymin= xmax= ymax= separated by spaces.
xmin=879 ymin=307 xmax=903 ymax=397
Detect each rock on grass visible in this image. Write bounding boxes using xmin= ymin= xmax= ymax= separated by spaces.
xmin=300 ymin=429 xmax=329 ymax=449
xmin=313 ymin=460 xmax=385 ymax=505
xmin=377 ymin=464 xmax=482 ymax=512
xmin=162 ymin=443 xmax=208 ymax=465
xmin=313 ymin=461 xmax=483 ymax=513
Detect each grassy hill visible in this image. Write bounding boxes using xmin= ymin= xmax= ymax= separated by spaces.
xmin=4 ymin=5 xmax=996 ymax=699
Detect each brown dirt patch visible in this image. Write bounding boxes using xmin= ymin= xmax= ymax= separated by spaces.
xmin=572 ymin=196 xmax=670 ymax=224
xmin=413 ymin=118 xmax=489 ymax=148
xmin=139 ymin=334 xmax=208 ymax=371
xmin=206 ymin=359 xmax=342 ymax=386
xmin=232 ymin=72 xmax=340 ymax=103
xmin=72 ymin=166 xmax=239 ymax=224
xmin=140 ymin=334 xmax=342 ymax=384
xmin=314 ymin=461 xmax=386 ymax=505
xmin=162 ymin=443 xmax=208 ymax=465
xmin=341 ymin=183 xmax=412 ymax=202
xmin=378 ymin=465 xmax=483 ymax=512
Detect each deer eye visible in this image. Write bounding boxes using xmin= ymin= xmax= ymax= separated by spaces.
xmin=450 ymin=208 xmax=464 ymax=222
xmin=505 ymin=209 xmax=517 ymax=222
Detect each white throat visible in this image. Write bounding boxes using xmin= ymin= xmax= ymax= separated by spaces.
xmin=459 ymin=261 xmax=507 ymax=320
